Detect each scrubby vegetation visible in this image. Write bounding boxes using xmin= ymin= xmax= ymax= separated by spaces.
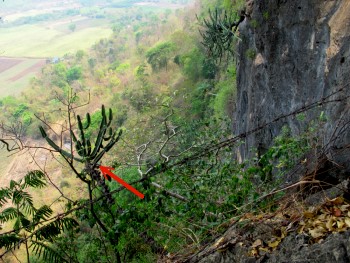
xmin=0 ymin=0 xmax=324 ymax=262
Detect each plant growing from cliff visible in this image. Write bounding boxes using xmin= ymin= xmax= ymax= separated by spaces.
xmin=252 ymin=126 xmax=310 ymax=184
xmin=39 ymin=105 xmax=122 ymax=169
xmin=250 ymin=19 xmax=259 ymax=28
xmin=38 ymin=92 xmax=124 ymax=262
xmin=245 ymin=48 xmax=257 ymax=60
xmin=263 ymin=11 xmax=270 ymax=20
xmin=0 ymin=170 xmax=79 ymax=262
xmin=197 ymin=8 xmax=245 ymax=62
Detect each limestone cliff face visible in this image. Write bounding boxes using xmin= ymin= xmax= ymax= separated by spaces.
xmin=184 ymin=2 xmax=350 ymax=262
xmin=235 ymin=0 xmax=350 ymax=167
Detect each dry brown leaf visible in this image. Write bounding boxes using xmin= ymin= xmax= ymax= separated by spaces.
xmin=256 ymin=214 xmax=263 ymax=220
xmin=268 ymin=240 xmax=280 ymax=248
xmin=250 ymin=248 xmax=258 ymax=257
xmin=319 ymin=222 xmax=329 ymax=231
xmin=252 ymin=239 xmax=262 ymax=248
xmin=330 ymin=197 xmax=344 ymax=205
xmin=279 ymin=227 xmax=287 ymax=238
xmin=340 ymin=205 xmax=350 ymax=211
xmin=318 ymin=213 xmax=327 ymax=220
xmin=304 ymin=211 xmax=314 ymax=218
xmin=337 ymin=220 xmax=345 ymax=229
xmin=258 ymin=247 xmax=270 ymax=252
xmin=313 ymin=219 xmax=323 ymax=227
xmin=309 ymin=228 xmax=325 ymax=239
xmin=326 ymin=218 xmax=334 ymax=231
xmin=344 ymin=218 xmax=350 ymax=227
xmin=245 ymin=213 xmax=254 ymax=218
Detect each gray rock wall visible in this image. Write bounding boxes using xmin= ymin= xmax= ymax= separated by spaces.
xmin=193 ymin=231 xmax=350 ymax=263
xmin=183 ymin=2 xmax=350 ymax=262
xmin=235 ymin=0 xmax=350 ymax=165
xmin=189 ymin=2 xmax=350 ymax=262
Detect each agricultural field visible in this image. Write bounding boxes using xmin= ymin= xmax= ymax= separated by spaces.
xmin=0 ymin=17 xmax=113 ymax=57
xmin=0 ymin=57 xmax=46 ymax=97
xmin=0 ymin=16 xmax=112 ymax=96
xmin=0 ymin=0 xmax=189 ymax=98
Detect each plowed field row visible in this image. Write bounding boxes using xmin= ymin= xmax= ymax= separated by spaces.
xmin=0 ymin=57 xmax=46 ymax=97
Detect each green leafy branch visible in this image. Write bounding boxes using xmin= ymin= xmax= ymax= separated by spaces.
xmin=0 ymin=170 xmax=78 ymax=263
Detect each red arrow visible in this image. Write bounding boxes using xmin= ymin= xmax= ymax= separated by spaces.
xmin=99 ymin=166 xmax=144 ymax=199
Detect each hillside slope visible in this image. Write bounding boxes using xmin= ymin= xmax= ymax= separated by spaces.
xmin=185 ymin=0 xmax=350 ymax=262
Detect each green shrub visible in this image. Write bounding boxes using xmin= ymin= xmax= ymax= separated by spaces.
xmin=66 ymin=66 xmax=82 ymax=83
xmin=146 ymin=41 xmax=175 ymax=71
xmin=212 ymin=65 xmax=237 ymax=118
xmin=115 ymin=62 xmax=130 ymax=74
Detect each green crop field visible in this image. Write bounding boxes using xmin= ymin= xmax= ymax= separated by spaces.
xmin=0 ymin=17 xmax=112 ymax=97
xmin=0 ymin=19 xmax=113 ymax=57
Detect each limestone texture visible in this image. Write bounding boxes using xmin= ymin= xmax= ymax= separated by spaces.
xmin=188 ymin=1 xmax=350 ymax=262
xmin=190 ymin=231 xmax=350 ymax=263
xmin=235 ymin=0 xmax=350 ymax=169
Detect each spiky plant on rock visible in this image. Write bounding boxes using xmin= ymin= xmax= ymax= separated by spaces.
xmin=197 ymin=8 xmax=245 ymax=61
xmin=39 ymin=104 xmax=123 ymax=262
xmin=39 ymin=105 xmax=122 ymax=204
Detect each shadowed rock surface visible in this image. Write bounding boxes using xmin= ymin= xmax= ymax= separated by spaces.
xmin=186 ymin=1 xmax=350 ymax=262
xmin=191 ymin=231 xmax=350 ymax=263
xmin=235 ymin=0 xmax=350 ymax=167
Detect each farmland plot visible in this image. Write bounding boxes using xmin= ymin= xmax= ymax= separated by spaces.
xmin=0 ymin=57 xmax=45 ymax=97
xmin=0 ymin=19 xmax=112 ymax=57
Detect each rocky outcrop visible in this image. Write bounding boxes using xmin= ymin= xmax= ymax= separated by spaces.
xmin=188 ymin=230 xmax=350 ymax=263
xmin=183 ymin=192 xmax=350 ymax=263
xmin=184 ymin=1 xmax=350 ymax=262
xmin=235 ymin=0 xmax=350 ymax=169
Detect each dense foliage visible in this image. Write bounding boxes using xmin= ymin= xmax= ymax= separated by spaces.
xmin=0 ymin=0 xmax=320 ymax=262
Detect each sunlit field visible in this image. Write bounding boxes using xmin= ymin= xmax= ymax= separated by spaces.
xmin=0 ymin=57 xmax=45 ymax=97
xmin=0 ymin=18 xmax=112 ymax=57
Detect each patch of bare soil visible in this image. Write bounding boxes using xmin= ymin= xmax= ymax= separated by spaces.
xmin=0 ymin=141 xmax=51 ymax=187
xmin=0 ymin=139 xmax=84 ymax=230
xmin=7 ymin=59 xmax=46 ymax=82
xmin=0 ymin=58 xmax=23 ymax=73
